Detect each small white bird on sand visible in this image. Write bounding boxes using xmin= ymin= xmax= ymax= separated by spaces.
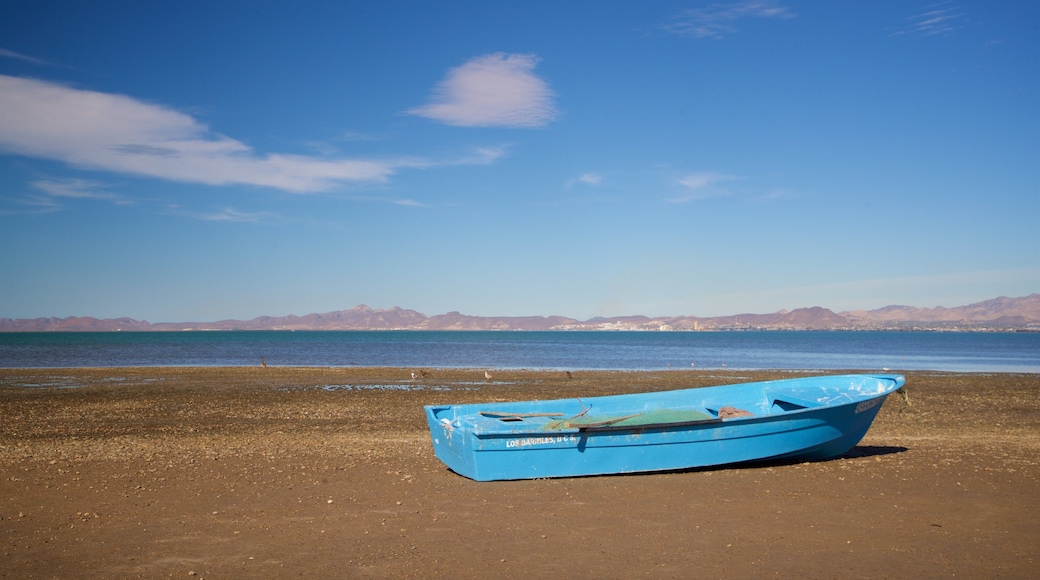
xmin=485 ymin=370 xmax=493 ymax=381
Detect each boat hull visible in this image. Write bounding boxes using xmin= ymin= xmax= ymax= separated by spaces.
xmin=425 ymin=374 xmax=904 ymax=481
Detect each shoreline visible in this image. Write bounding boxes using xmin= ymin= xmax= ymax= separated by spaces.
xmin=2 ymin=365 xmax=1040 ymax=380
xmin=4 ymin=331 xmax=1039 ymax=375
xmin=3 ymin=368 xmax=1038 ymax=577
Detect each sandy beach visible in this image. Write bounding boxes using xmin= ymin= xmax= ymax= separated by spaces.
xmin=2 ymin=368 xmax=1037 ymax=578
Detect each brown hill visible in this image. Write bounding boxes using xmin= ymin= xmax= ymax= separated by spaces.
xmin=843 ymin=294 xmax=1040 ymax=325
xmin=683 ymin=307 xmax=850 ymax=330
xmin=419 ymin=312 xmax=579 ymax=331
xmin=2 ymin=294 xmax=1037 ymax=332
xmin=148 ymin=305 xmax=428 ymax=331
xmin=0 ymin=317 xmax=152 ymax=332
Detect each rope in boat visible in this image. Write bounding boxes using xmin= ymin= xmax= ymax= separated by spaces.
xmin=479 ymin=411 xmax=565 ymax=418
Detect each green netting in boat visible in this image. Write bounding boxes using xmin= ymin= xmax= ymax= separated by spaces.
xmin=542 ymin=408 xmax=713 ymax=430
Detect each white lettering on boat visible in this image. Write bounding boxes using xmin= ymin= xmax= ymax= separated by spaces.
xmin=855 ymin=398 xmax=881 ymax=414
xmin=506 ymin=435 xmax=579 ymax=448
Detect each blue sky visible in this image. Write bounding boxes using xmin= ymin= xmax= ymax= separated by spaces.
xmin=1 ymin=1 xmax=1037 ymax=322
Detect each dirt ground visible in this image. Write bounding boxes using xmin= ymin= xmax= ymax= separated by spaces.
xmin=1 ymin=368 xmax=1038 ymax=578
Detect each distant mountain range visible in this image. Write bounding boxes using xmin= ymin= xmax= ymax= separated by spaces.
xmin=2 ymin=294 xmax=1038 ymax=332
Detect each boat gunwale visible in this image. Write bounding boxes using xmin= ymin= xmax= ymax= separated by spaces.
xmin=430 ymin=374 xmax=905 ymax=438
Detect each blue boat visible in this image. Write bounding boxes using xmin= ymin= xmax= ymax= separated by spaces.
xmin=425 ymin=373 xmax=905 ymax=481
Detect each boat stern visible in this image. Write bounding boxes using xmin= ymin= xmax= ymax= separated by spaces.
xmin=424 ymin=405 xmax=478 ymax=480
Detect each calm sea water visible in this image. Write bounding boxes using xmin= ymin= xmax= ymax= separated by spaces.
xmin=0 ymin=331 xmax=1037 ymax=373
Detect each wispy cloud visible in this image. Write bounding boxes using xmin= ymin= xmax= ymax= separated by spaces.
xmin=664 ymin=1 xmax=795 ymax=39
xmin=564 ymin=172 xmax=604 ymax=188
xmin=0 ymin=75 xmax=493 ymax=194
xmin=393 ymin=198 xmax=426 ymax=207
xmin=456 ymin=145 xmax=509 ymax=166
xmin=0 ymin=178 xmax=130 ymax=214
xmin=752 ymin=188 xmax=787 ymax=202
xmin=31 ymin=178 xmax=126 ymax=203
xmin=165 ymin=205 xmax=273 ymax=222
xmin=894 ymin=3 xmax=967 ymax=37
xmin=334 ymin=130 xmax=386 ymax=142
xmin=407 ymin=53 xmax=557 ymax=128
xmin=668 ymin=172 xmax=738 ymax=202
xmin=197 ymin=207 xmax=271 ymax=222
xmin=0 ymin=47 xmax=54 ymax=66
xmin=0 ymin=193 xmax=63 ymax=215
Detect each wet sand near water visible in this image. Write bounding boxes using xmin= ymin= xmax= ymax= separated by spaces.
xmin=2 ymin=368 xmax=1038 ymax=578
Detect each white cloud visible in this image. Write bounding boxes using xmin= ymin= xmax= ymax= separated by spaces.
xmin=0 ymin=193 xmax=62 ymax=215
xmin=457 ymin=145 xmax=509 ymax=165
xmin=565 ymin=172 xmax=604 ymax=188
xmin=0 ymin=47 xmax=53 ymax=66
xmin=163 ymin=204 xmax=273 ymax=222
xmin=669 ymin=172 xmax=737 ymax=202
xmin=664 ymin=1 xmax=795 ymax=39
xmin=753 ymin=188 xmax=787 ymax=202
xmin=0 ymin=178 xmax=128 ymax=214
xmin=894 ymin=3 xmax=967 ymax=37
xmin=0 ymin=75 xmax=489 ymax=194
xmin=407 ymin=53 xmax=557 ymax=128
xmin=334 ymin=130 xmax=385 ymax=142
xmin=31 ymin=178 xmax=121 ymax=202
xmin=394 ymin=198 xmax=426 ymax=207
xmin=198 ymin=207 xmax=270 ymax=222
